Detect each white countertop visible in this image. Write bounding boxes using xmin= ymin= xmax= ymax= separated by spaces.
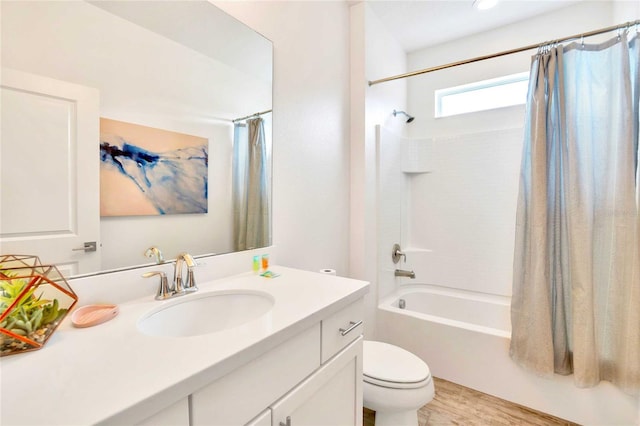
xmin=0 ymin=266 xmax=369 ymax=426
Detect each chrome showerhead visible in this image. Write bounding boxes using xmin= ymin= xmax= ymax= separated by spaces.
xmin=393 ymin=109 xmax=415 ymax=123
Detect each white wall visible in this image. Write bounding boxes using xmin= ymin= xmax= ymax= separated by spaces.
xmin=215 ymin=1 xmax=351 ymax=276
xmin=613 ymin=0 xmax=640 ymax=23
xmin=406 ymin=128 xmax=523 ymax=297
xmin=375 ymin=127 xmax=411 ymax=301
xmin=364 ymin=3 xmax=413 ymax=304
xmin=220 ymin=1 xmax=409 ymax=339
xmin=348 ymin=3 xmax=408 ymax=338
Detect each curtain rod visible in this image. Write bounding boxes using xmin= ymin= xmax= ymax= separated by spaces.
xmin=233 ymin=109 xmax=272 ymax=123
xmin=368 ymin=20 xmax=640 ymax=86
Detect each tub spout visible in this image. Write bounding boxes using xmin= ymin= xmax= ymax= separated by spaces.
xmin=395 ymin=269 xmax=415 ymax=279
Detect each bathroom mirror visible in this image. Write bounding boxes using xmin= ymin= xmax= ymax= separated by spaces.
xmin=0 ymin=1 xmax=272 ymax=277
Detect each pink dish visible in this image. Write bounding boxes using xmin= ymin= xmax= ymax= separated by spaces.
xmin=71 ymin=304 xmax=119 ymax=328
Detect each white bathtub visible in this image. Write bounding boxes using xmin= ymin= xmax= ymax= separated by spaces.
xmin=376 ymin=285 xmax=638 ymax=425
xmin=387 ymin=284 xmax=511 ymax=337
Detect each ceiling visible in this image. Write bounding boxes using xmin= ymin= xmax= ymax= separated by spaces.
xmin=367 ymin=0 xmax=582 ymax=52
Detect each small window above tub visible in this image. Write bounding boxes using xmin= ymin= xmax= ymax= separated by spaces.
xmin=435 ymin=72 xmax=529 ymax=117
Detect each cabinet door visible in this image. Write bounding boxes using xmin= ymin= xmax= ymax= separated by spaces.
xmin=271 ymin=337 xmax=363 ymax=426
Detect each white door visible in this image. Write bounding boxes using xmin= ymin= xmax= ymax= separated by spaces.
xmin=0 ymin=68 xmax=100 ymax=276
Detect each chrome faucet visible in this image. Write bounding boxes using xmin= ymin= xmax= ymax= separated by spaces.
xmin=142 ymin=252 xmax=198 ymax=300
xmin=174 ymin=252 xmax=198 ymax=293
xmin=394 ymin=269 xmax=416 ymax=279
xmin=144 ymin=246 xmax=164 ymax=264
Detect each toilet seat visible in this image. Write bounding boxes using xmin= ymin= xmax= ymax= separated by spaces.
xmin=364 ymin=374 xmax=432 ymax=389
xmin=363 ymin=341 xmax=432 ymax=390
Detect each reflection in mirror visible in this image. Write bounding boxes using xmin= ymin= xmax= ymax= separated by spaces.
xmin=0 ymin=1 xmax=273 ymax=277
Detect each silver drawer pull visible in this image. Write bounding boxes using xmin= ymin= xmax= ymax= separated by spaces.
xmin=279 ymin=416 xmax=291 ymax=426
xmin=339 ymin=320 xmax=362 ymax=336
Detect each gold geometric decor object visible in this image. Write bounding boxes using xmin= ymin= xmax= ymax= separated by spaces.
xmin=0 ymin=255 xmax=78 ymax=356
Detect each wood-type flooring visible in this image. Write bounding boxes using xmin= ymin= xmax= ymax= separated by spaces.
xmin=363 ymin=377 xmax=579 ymax=426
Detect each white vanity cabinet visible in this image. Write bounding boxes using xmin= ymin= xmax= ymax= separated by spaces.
xmin=190 ymin=298 xmax=364 ymax=426
xmin=271 ymin=337 xmax=363 ymax=426
xmin=247 ymin=409 xmax=272 ymax=426
xmin=0 ymin=266 xmax=369 ymax=426
xmin=136 ymin=398 xmax=189 ymax=426
xmin=190 ymin=323 xmax=322 ymax=425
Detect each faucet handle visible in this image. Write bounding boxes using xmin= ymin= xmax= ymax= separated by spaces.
xmin=392 ymin=243 xmax=407 ymax=264
xmin=142 ymin=271 xmax=172 ymax=300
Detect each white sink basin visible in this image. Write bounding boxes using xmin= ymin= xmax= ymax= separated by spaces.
xmin=137 ymin=290 xmax=275 ymax=337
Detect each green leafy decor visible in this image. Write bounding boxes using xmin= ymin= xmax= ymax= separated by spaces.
xmin=0 ymin=256 xmax=77 ymax=356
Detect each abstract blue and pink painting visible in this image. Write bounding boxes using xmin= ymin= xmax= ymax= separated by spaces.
xmin=100 ymin=118 xmax=208 ymax=216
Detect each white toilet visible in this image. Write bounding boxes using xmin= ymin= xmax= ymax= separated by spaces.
xmin=363 ymin=340 xmax=435 ymax=426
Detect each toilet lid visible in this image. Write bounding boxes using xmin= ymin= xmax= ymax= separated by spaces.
xmin=363 ymin=341 xmax=431 ymax=386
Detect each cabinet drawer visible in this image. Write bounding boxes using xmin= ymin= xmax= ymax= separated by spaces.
xmin=191 ymin=323 xmax=321 ymax=426
xmin=321 ymin=299 xmax=364 ymax=363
